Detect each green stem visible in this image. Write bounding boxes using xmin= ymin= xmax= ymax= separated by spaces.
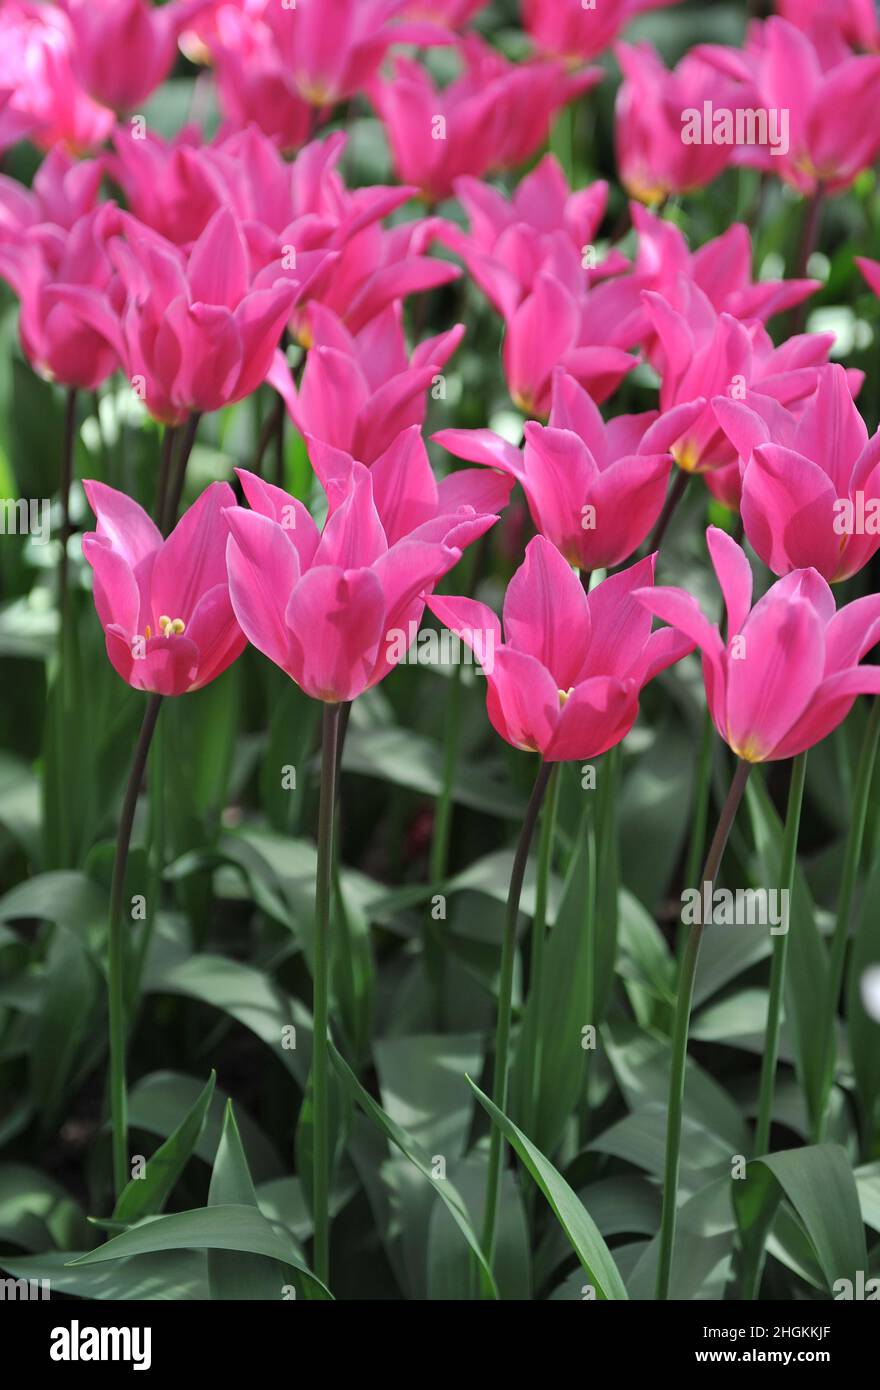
xmin=647 ymin=470 xmax=690 ymax=555
xmin=523 ymin=763 xmax=561 ymax=1135
xmin=155 ymin=424 xmax=177 ymax=529
xmin=108 ymin=692 xmax=163 ymax=1200
xmin=656 ymin=757 xmax=751 ymax=1300
xmin=312 ymin=701 xmax=341 ymax=1287
xmin=754 ymin=752 xmax=807 ymax=1156
xmin=130 ymin=702 xmax=166 ymax=1004
xmin=426 ymin=659 xmax=464 ymax=1023
xmin=161 ymin=413 xmax=201 ymax=536
xmin=481 ymin=759 xmax=554 ymax=1281
xmin=814 ymin=697 xmax=880 ymax=1142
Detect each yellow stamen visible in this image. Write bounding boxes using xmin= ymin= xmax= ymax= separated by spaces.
xmin=672 ymin=439 xmax=702 ymax=473
xmin=145 ymin=624 xmax=152 ymax=640
xmin=158 ymin=615 xmax=186 ymax=637
xmin=558 ymin=687 xmax=574 ymax=707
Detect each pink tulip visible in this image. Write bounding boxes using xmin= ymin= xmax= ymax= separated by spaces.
xmin=503 ymin=270 xmax=639 ymax=415
xmin=644 ymin=279 xmax=842 ymax=479
xmin=427 ymin=536 xmax=693 ymax=761
xmin=59 ymin=0 xmax=208 ymax=112
xmin=59 ymin=206 xmax=300 ymax=424
xmin=696 ymin=18 xmax=880 ymax=195
xmin=615 ymin=42 xmax=741 ymax=204
xmin=110 ymin=126 xmax=457 ymax=337
xmin=224 ymin=449 xmax=502 ymax=703
xmin=0 ymin=1 xmax=114 ymax=154
xmin=83 ymin=480 xmax=246 ymax=696
xmin=525 ymin=0 xmax=680 ymax=63
xmin=0 ymin=203 xmax=124 ymax=390
xmin=270 ymin=302 xmax=463 ymax=463
xmin=370 ymin=35 xmax=600 ymax=204
xmin=434 ymin=368 xmax=704 ymax=570
xmin=0 ymin=149 xmax=104 ymax=239
xmin=712 ymin=365 xmax=879 ymax=582
xmin=636 ymin=526 xmax=880 ymax=762
xmin=625 ymin=204 xmax=818 ymax=367
xmin=778 ymin=0 xmax=880 ymax=65
xmin=437 ymin=157 xmax=628 ymax=322
xmin=203 ymin=0 xmax=446 ymax=151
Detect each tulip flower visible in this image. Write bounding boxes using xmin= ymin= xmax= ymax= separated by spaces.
xmin=525 ymin=0 xmax=680 ymax=63
xmin=778 ymin=0 xmax=880 ymax=65
xmin=435 ymin=368 xmax=705 ymax=570
xmin=82 ymin=480 xmax=247 ymax=696
xmin=436 ymin=157 xmax=628 ymax=322
xmin=614 ymin=42 xmax=742 ymax=204
xmin=59 ymin=0 xmax=208 ymax=112
xmin=0 ymin=149 xmax=104 ymax=239
xmin=428 ymin=536 xmax=693 ymax=761
xmin=625 ymin=205 xmax=818 ymax=367
xmin=636 ymin=526 xmax=880 ymax=762
xmin=711 ymin=365 xmax=880 ymax=582
xmin=370 ymin=35 xmax=600 ymax=204
xmin=696 ymin=18 xmax=880 ymax=195
xmin=644 ymin=279 xmax=842 ymax=480
xmin=205 ymin=0 xmax=447 ymax=151
xmin=270 ymin=302 xmax=464 ymax=464
xmin=0 ymin=1 xmax=114 ymax=153
xmin=110 ymin=126 xmax=457 ymax=337
xmin=225 ymin=448 xmax=502 ymax=704
xmin=60 ymin=206 xmax=299 ymax=424
xmin=502 ymin=271 xmax=639 ymax=416
xmin=0 ymin=204 xmax=124 ymax=390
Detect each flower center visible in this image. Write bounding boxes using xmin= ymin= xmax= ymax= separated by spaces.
xmin=146 ymin=615 xmax=187 ymax=640
xmin=558 ymin=687 xmax=574 ymax=707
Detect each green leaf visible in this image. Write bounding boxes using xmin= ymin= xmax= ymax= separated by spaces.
xmin=733 ymin=1144 xmax=868 ymax=1295
xmin=847 ymin=850 xmax=880 ymax=1134
xmin=510 ymin=828 xmax=593 ymax=1154
xmin=747 ymin=777 xmax=829 ymax=1129
xmin=113 ymin=1072 xmax=216 ymax=1225
xmin=329 ymin=1041 xmax=499 ymax=1298
xmin=1 ymin=1249 xmax=208 ymax=1301
xmin=67 ymin=1204 xmax=331 ymax=1298
xmin=208 ymin=1101 xmax=293 ymax=1301
xmin=467 ymin=1077 xmax=628 ymax=1300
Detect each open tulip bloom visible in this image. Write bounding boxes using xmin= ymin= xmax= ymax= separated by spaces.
xmin=636 ymin=526 xmax=880 ymax=764
xmin=435 ymin=368 xmax=705 ymax=571
xmin=713 ymin=364 xmax=880 ymax=582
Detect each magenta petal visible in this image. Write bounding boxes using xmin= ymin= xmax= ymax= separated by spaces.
xmin=225 ymin=508 xmax=299 ymax=673
xmin=152 ymin=482 xmax=238 ymax=625
xmin=285 ymin=565 xmax=386 ymax=703
xmin=82 ymin=480 xmax=162 ymax=571
xmin=502 ymin=535 xmax=590 ymax=691
xmin=544 ymin=676 xmax=639 ymax=763
xmin=235 ymin=467 xmax=320 ymax=569
xmin=770 ymin=667 xmax=880 ymax=760
xmin=484 ymin=646 xmax=560 ymax=754
xmin=726 ymin=596 xmax=825 ymax=761
xmin=706 ymin=525 xmax=753 ymax=638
